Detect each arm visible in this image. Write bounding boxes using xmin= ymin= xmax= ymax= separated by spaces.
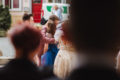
xmin=41 ymin=27 xmax=55 ymax=44
xmin=54 ymin=29 xmax=63 ymax=42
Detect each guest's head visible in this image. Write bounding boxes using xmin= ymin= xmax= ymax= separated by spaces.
xmin=69 ymin=0 xmax=120 ymax=55
xmin=47 ymin=20 xmax=56 ymax=36
xmin=61 ymin=20 xmax=72 ymax=43
xmin=8 ymin=23 xmax=42 ymax=60
xmin=53 ymin=5 xmax=58 ymax=10
xmin=49 ymin=15 xmax=60 ymax=26
xmin=23 ymin=13 xmax=34 ymax=25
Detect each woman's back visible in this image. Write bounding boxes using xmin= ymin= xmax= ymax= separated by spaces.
xmin=54 ymin=38 xmax=79 ymax=79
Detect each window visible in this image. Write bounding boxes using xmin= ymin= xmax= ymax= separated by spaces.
xmin=55 ymin=0 xmax=61 ymax=3
xmin=2 ymin=0 xmax=22 ymax=11
xmin=61 ymin=0 xmax=71 ymax=4
xmin=33 ymin=0 xmax=41 ymax=3
xmin=61 ymin=0 xmax=66 ymax=3
xmin=5 ymin=0 xmax=11 ymax=8
xmin=57 ymin=0 xmax=61 ymax=3
xmin=48 ymin=0 xmax=52 ymax=3
xmin=66 ymin=0 xmax=70 ymax=4
xmin=13 ymin=0 xmax=19 ymax=8
xmin=0 ymin=0 xmax=2 ymax=5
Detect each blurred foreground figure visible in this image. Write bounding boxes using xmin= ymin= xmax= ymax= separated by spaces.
xmin=117 ymin=52 xmax=120 ymax=71
xmin=0 ymin=24 xmax=59 ymax=80
xmin=54 ymin=21 xmax=79 ymax=79
xmin=67 ymin=0 xmax=120 ymax=80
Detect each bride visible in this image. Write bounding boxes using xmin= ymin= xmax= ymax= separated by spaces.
xmin=54 ymin=21 xmax=79 ymax=79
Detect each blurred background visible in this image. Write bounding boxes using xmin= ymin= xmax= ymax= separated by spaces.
xmin=0 ymin=0 xmax=70 ymax=66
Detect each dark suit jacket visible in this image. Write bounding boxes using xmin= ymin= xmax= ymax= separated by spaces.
xmin=67 ymin=65 xmax=120 ymax=80
xmin=0 ymin=58 xmax=59 ymax=80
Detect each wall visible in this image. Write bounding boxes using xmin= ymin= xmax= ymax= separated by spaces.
xmin=10 ymin=12 xmax=24 ymax=26
xmin=10 ymin=0 xmax=32 ymax=26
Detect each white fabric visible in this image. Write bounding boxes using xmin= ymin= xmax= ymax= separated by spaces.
xmin=54 ymin=23 xmax=63 ymax=42
xmin=54 ymin=39 xmax=79 ymax=79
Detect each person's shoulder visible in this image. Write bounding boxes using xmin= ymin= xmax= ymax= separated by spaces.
xmin=66 ymin=67 xmax=82 ymax=80
xmin=67 ymin=66 xmax=120 ymax=80
xmin=38 ymin=66 xmax=60 ymax=80
xmin=0 ymin=66 xmax=10 ymax=78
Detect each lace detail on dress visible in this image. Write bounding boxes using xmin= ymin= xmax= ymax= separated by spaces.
xmin=59 ymin=39 xmax=75 ymax=51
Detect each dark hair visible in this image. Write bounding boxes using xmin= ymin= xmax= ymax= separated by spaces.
xmin=9 ymin=24 xmax=42 ymax=57
xmin=49 ymin=15 xmax=59 ymax=22
xmin=47 ymin=20 xmax=56 ymax=36
xmin=70 ymin=0 xmax=120 ymax=53
xmin=23 ymin=13 xmax=33 ymax=21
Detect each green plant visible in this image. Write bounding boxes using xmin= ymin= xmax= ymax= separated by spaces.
xmin=0 ymin=5 xmax=11 ymax=31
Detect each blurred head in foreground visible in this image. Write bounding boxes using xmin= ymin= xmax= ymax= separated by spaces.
xmin=8 ymin=23 xmax=42 ymax=61
xmin=70 ymin=0 xmax=120 ymax=55
xmin=61 ymin=20 xmax=71 ymax=42
xmin=68 ymin=0 xmax=120 ymax=68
